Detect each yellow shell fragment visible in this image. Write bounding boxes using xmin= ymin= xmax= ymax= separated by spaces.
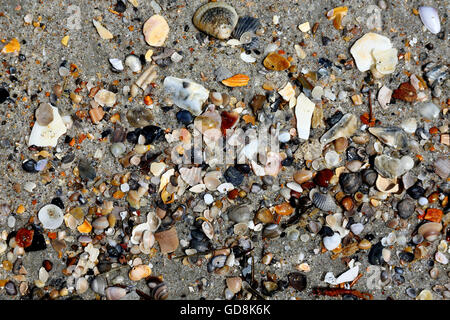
xmin=1 ymin=38 xmax=20 ymax=54
xmin=263 ymin=52 xmax=290 ymax=71
xmin=61 ymin=35 xmax=69 ymax=47
xmin=77 ymin=220 xmax=92 ymax=233
xmin=143 ymin=15 xmax=169 ymax=47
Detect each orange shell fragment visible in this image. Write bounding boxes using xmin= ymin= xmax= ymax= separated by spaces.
xmin=1 ymin=38 xmax=20 ymax=54
xmin=221 ymin=74 xmax=250 ymax=87
xmin=274 ymin=202 xmax=294 ymax=216
xmin=326 ymin=6 xmax=348 ymax=30
xmin=424 ymin=208 xmax=443 ymax=223
xmin=77 ymin=219 xmax=92 ymax=233
xmin=263 ymin=52 xmax=290 ymax=71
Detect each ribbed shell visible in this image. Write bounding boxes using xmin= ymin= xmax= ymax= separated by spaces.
xmin=232 ymin=16 xmax=261 ymax=39
xmin=311 ymin=190 xmax=337 ymax=212
xmin=193 ymin=2 xmax=238 ymax=40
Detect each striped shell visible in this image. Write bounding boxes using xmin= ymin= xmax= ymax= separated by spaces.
xmin=232 ymin=16 xmax=261 ymax=39
xmin=221 ymin=74 xmax=249 ymax=87
xmin=193 ymin=2 xmax=238 ymax=40
xmin=310 ymin=190 xmax=338 ymax=212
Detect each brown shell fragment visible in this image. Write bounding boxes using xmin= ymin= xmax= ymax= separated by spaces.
xmin=154 ymin=227 xmax=179 ymax=254
xmin=392 ymin=82 xmax=417 ymax=102
xmin=263 ymin=52 xmax=290 ymax=71
xmin=326 ymin=6 xmax=348 ymax=30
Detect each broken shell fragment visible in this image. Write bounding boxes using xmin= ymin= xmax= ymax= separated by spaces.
xmin=143 ymin=15 xmax=169 ymax=47
xmin=320 ymin=113 xmax=357 ymax=145
xmin=263 ymin=52 xmax=290 ymax=71
xmin=419 ymin=7 xmax=441 ymax=34
xmin=295 ymin=93 xmax=316 ymax=140
xmin=129 ymin=264 xmax=152 ymax=281
xmin=374 ymin=154 xmax=412 ymax=179
xmin=28 ymin=105 xmax=67 ymax=147
xmin=232 ymin=16 xmax=261 ymax=39
xmin=38 ymin=204 xmax=64 ymax=230
xmin=377 ymin=86 xmax=392 ymax=109
xmin=326 ymin=6 xmax=348 ymax=30
xmin=154 ymin=227 xmax=179 ymax=254
xmin=372 ymin=48 xmax=398 ymax=75
xmin=94 ymin=89 xmax=117 ymax=107
xmin=93 ymin=19 xmax=114 ymax=40
xmin=350 ymin=33 xmax=394 ymax=73
xmin=368 ymin=127 xmax=409 ymax=150
xmin=106 ymin=287 xmax=127 ymax=300
xmin=163 ymin=77 xmax=209 ymax=116
xmin=192 ymin=2 xmax=238 ymax=40
xmin=311 ymin=190 xmax=338 ymax=212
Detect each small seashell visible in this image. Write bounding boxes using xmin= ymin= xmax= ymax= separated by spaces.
xmin=221 ymin=74 xmax=249 ymax=87
xmin=179 ymin=167 xmax=202 ymax=186
xmin=154 ymin=227 xmax=179 ymax=254
xmin=28 ymin=105 xmax=67 ymax=147
xmin=143 ymin=15 xmax=169 ymax=46
xmin=288 ymin=272 xmax=307 ymax=291
xmin=94 ymin=89 xmax=116 ymax=107
xmin=435 ymin=252 xmax=448 ymax=265
xmin=263 ymin=52 xmax=290 ymax=71
xmin=125 ymin=54 xmax=142 ymax=73
xmin=339 ymin=172 xmax=362 ymax=194
xmin=377 ymin=85 xmax=392 ymax=109
xmin=350 ymin=33 xmax=393 ymax=72
xmin=434 ymin=157 xmax=450 ymax=180
xmin=232 ymin=16 xmax=261 ymax=39
xmin=38 ymin=204 xmax=64 ymax=230
xmin=77 ymin=219 xmax=92 ymax=234
xmin=92 ymin=216 xmax=109 ymax=230
xmin=91 ymin=277 xmax=107 ymax=295
xmin=262 ymin=223 xmax=281 ymax=239
xmin=416 ymin=289 xmax=433 ymax=300
xmin=106 ymin=286 xmax=127 ymax=300
xmin=310 ymin=190 xmax=338 ymax=212
xmin=295 ymin=93 xmax=316 ymax=140
xmin=192 ymin=2 xmax=238 ymax=40
xmin=320 ymin=113 xmax=358 ymax=145
xmin=418 ymin=222 xmax=442 ymax=242
xmin=326 ymin=6 xmax=348 ymax=30
xmin=163 ymin=77 xmax=209 ymax=116
xmin=226 ymin=277 xmax=242 ymax=294
xmin=419 ymin=102 xmax=440 ymax=120
xmin=202 ymin=221 xmax=214 ymax=240
xmin=109 ymin=58 xmax=123 ymax=71
xmin=323 ymin=233 xmax=341 ymax=251
xmin=419 ymin=7 xmax=441 ymax=34
xmin=92 ymin=19 xmax=113 ymax=39
xmin=129 ymin=264 xmax=152 ymax=281
xmin=76 ymin=277 xmax=89 ymax=294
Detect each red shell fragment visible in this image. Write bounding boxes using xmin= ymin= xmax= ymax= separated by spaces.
xmin=15 ymin=228 xmax=34 ymax=248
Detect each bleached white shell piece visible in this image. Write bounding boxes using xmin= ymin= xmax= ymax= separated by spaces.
xmin=377 ymin=85 xmax=392 ymax=109
xmin=163 ymin=76 xmax=209 ymax=116
xmin=373 ymin=48 xmax=398 ymax=74
xmin=179 ymin=167 xmax=202 ymax=186
xmin=350 ymin=33 xmax=392 ymax=72
xmin=189 ymin=183 xmax=206 ymax=193
xmin=323 ymin=233 xmax=341 ymax=251
xmin=93 ymin=20 xmax=114 ymax=39
xmin=278 ymin=82 xmax=295 ymax=101
xmin=38 ymin=204 xmax=64 ymax=229
xmin=325 ymin=266 xmax=359 ymax=285
xmin=130 ymin=223 xmax=150 ymax=245
xmin=419 ymin=7 xmax=441 ymax=34
xmin=28 ymin=106 xmax=67 ymax=147
xmin=94 ymin=89 xmax=117 ymax=107
xmin=295 ymin=93 xmax=315 ymax=140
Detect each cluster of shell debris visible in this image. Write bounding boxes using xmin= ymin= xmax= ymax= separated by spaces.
xmin=0 ymin=0 xmax=448 ymax=300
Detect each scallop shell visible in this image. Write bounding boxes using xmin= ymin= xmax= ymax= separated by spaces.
xmin=193 ymin=2 xmax=238 ymax=40
xmin=310 ymin=190 xmax=338 ymax=212
xmin=129 ymin=264 xmax=152 ymax=281
xmin=38 ymin=204 xmax=64 ymax=229
xmin=232 ymin=16 xmax=261 ymax=39
xmin=419 ymin=7 xmax=441 ymax=34
xmin=434 ymin=157 xmax=450 ymax=180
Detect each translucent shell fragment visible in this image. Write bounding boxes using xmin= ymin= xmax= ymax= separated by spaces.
xmin=221 ymin=74 xmax=249 ymax=87
xmin=326 ymin=6 xmax=348 ymax=30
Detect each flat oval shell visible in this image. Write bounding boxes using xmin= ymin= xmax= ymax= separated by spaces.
xmin=143 ymin=15 xmax=169 ymax=47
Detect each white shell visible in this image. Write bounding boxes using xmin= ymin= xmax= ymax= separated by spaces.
xmin=240 ymin=52 xmax=256 ymax=63
xmin=38 ymin=204 xmax=64 ymax=229
xmin=189 ymin=183 xmax=206 ymax=193
xmin=325 ymin=265 xmax=359 ymax=285
xmin=295 ymin=93 xmax=315 ymax=140
xmin=28 ymin=106 xmax=67 ymax=147
xmin=202 ymin=221 xmax=214 ymax=240
xmin=109 ymin=58 xmax=124 ymax=71
xmin=163 ymin=77 xmax=209 ymax=116
xmin=350 ymin=33 xmax=392 ymax=72
xmin=130 ymin=223 xmax=150 ymax=245
xmin=419 ymin=7 xmax=441 ymax=34
xmin=179 ymin=167 xmax=202 ymax=186
xmin=278 ymin=82 xmax=295 ymax=101
xmin=323 ymin=233 xmax=341 ymax=251
xmin=372 ymin=48 xmax=398 ymax=75
xmin=125 ymin=55 xmax=142 ymax=73
xmin=76 ymin=277 xmax=89 ymax=294
xmin=377 ymin=85 xmax=392 ymax=109
xmin=146 ymin=212 xmax=161 ymax=232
